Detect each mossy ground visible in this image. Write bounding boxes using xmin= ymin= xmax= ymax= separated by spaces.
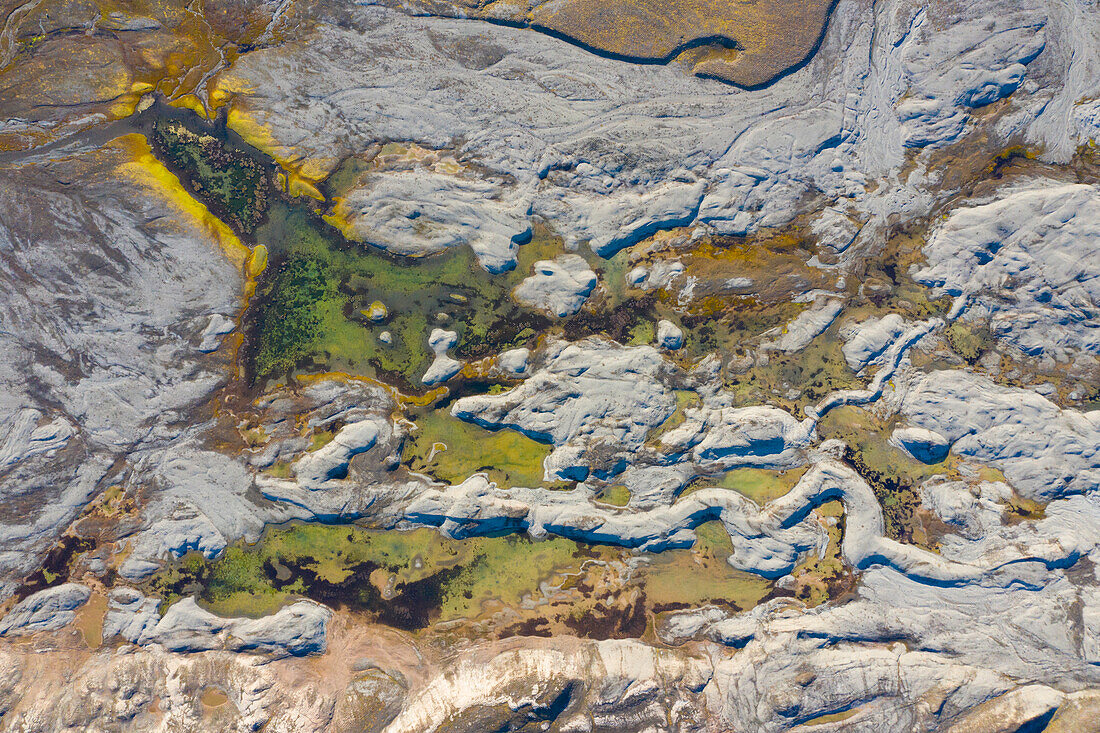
xmin=147 ymin=519 xmax=786 ymax=636
xmin=641 ymin=520 xmax=773 ymax=611
xmin=401 ymin=409 xmax=552 ymax=488
xmin=150 ymin=118 xmax=268 ymax=233
xmin=817 ymin=406 xmax=946 ymax=546
xmin=147 ymin=525 xmax=586 ymax=623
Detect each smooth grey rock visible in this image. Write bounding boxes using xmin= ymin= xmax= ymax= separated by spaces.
xmin=656 ymin=320 xmax=684 ymax=350
xmin=916 ymin=182 xmax=1100 ymax=357
xmin=892 ymin=370 xmax=1100 ymax=500
xmin=512 ymin=254 xmax=597 ymax=318
xmin=112 ymin=595 xmax=332 ymax=658
xmin=102 ymin=587 xmax=161 ymax=642
xmin=842 ymin=314 xmax=908 ymax=371
xmin=0 ymin=583 xmax=90 ymax=636
xmin=451 ymin=338 xmax=675 ymax=481
xmin=763 ymin=299 xmax=844 ymax=353
xmin=891 ymin=426 xmax=951 ymax=463
xmin=422 ymin=328 xmax=462 ymax=386
xmin=294 ymin=418 xmax=383 ymax=488
xmin=333 ymin=166 xmax=531 ymax=273
xmin=496 ymin=348 xmax=530 ymax=377
xmin=197 ymin=314 xmax=235 ymax=353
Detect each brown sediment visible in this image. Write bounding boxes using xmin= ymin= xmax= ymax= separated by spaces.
xmin=388 ymin=0 xmax=838 ymax=88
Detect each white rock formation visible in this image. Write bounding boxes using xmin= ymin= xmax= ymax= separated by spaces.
xmin=626 ymin=260 xmax=685 ymax=290
xmin=104 ymin=592 xmax=332 ymax=658
xmin=451 ymin=339 xmax=674 ymax=480
xmin=842 ymin=313 xmax=908 ymax=371
xmin=421 ymin=328 xmax=463 ymax=385
xmin=915 ymin=182 xmax=1100 ymax=356
xmin=293 ymin=418 xmax=383 ymax=488
xmin=333 ymin=167 xmax=531 ymax=273
xmin=656 ymin=320 xmax=684 ymax=350
xmin=891 ymin=369 xmax=1100 ymax=500
xmin=496 ymin=347 xmax=530 ymax=377
xmin=659 ymin=406 xmax=814 ymax=472
xmin=512 ymin=254 xmax=597 ymax=317
xmin=0 ymin=584 xmax=90 ymax=637
xmin=196 ymin=313 xmax=235 ymax=353
xmin=763 ymin=299 xmax=844 ymax=353
xmin=0 ymin=408 xmax=72 ymax=470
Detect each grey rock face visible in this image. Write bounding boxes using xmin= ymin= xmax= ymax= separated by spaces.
xmin=0 ymin=141 xmax=240 ymax=596
xmin=422 ymin=328 xmax=463 ymax=385
xmin=916 ymin=182 xmax=1100 ymax=357
xmin=656 ymin=320 xmax=684 ymax=350
xmin=334 ymin=165 xmax=531 ymax=273
xmin=762 ymin=299 xmax=844 ymax=353
xmin=512 ymin=254 xmax=597 ymax=317
xmin=842 ymin=314 xmax=908 ymax=371
xmin=106 ymin=593 xmax=331 ymax=658
xmin=451 ymin=338 xmax=675 ymax=481
xmin=892 ymin=369 xmax=1100 ymax=500
xmin=0 ymin=584 xmax=90 ymax=637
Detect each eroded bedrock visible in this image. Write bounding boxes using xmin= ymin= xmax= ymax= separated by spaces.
xmin=368 ymin=0 xmax=836 ymax=87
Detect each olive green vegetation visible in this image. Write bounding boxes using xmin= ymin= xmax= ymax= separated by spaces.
xmin=712 ymin=466 xmax=808 ymax=504
xmin=147 ymin=523 xmax=593 ymax=623
xmin=722 ymin=332 xmax=862 ymax=411
xmin=817 ymin=406 xmax=939 ymax=545
xmin=677 ymin=466 xmax=806 ymax=506
xmin=148 ymin=519 xmax=781 ymax=628
xmin=251 ymin=203 xmax=562 ymax=385
xmin=150 ymin=119 xmax=267 ymax=233
xmin=945 ymin=322 xmax=994 ymax=364
xmin=595 ymin=484 xmax=631 ymax=507
xmin=402 ymin=409 xmax=552 ymax=488
xmin=643 ymin=520 xmax=772 ymax=611
xmin=647 ymin=390 xmax=701 ymax=445
xmin=787 ymin=499 xmax=851 ymax=606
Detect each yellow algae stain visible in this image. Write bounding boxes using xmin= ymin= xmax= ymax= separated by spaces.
xmin=247 ymin=244 xmax=268 ymax=277
xmin=108 ymin=82 xmax=156 ymax=118
xmin=112 ymin=132 xmax=251 ymax=273
xmin=169 ymin=93 xmax=212 ymax=120
xmin=74 ymin=591 xmax=108 ymax=649
xmin=225 ymin=106 xmax=336 ymax=188
xmin=287 ymin=174 xmax=325 ymax=202
xmin=322 ymin=203 xmax=358 ymax=240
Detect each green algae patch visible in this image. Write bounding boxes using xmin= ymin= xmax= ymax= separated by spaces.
xmin=945 ymin=321 xmax=994 ymax=365
xmin=438 ymin=535 xmax=582 ymax=620
xmin=145 ymin=519 xmax=796 ymax=637
xmin=817 ymin=406 xmax=943 ymax=546
xmin=723 ymin=329 xmax=862 ymax=412
xmin=147 ymin=524 xmax=594 ymax=628
xmin=150 ymin=118 xmax=268 ymax=233
xmin=402 ymin=409 xmax=551 ymax=488
xmin=595 ymin=484 xmax=631 ymax=507
xmin=643 ymin=520 xmax=772 ymax=611
xmin=711 ymin=466 xmax=808 ymax=505
xmin=249 ymin=203 xmax=557 ymax=387
xmin=646 ymin=390 xmax=701 ymax=445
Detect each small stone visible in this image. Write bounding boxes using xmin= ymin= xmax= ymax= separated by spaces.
xmin=656 ymin=320 xmax=684 ymax=350
xmin=363 ymin=301 xmax=388 ymax=322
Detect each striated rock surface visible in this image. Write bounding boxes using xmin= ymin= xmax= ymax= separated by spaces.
xmin=916 ymin=182 xmax=1100 ymax=356
xmin=3 ymin=0 xmax=1100 ymax=729
xmin=451 ymin=338 xmax=675 ymax=480
xmin=0 ymin=584 xmax=90 ymax=637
